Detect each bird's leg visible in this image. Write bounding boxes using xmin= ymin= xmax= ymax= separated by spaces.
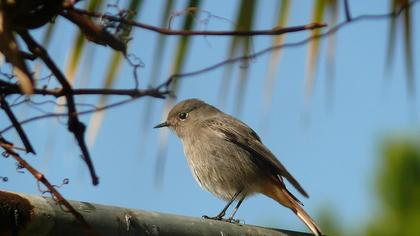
xmin=226 ymin=196 xmax=245 ymax=223
xmin=203 ymin=190 xmax=241 ymax=220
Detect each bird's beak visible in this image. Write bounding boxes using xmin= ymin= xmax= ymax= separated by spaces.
xmin=154 ymin=121 xmax=169 ymax=129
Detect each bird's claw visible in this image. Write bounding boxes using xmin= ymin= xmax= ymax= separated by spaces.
xmin=202 ymin=215 xmax=241 ymax=224
xmin=226 ymin=218 xmax=240 ymax=224
xmin=202 ymin=215 xmax=223 ymax=220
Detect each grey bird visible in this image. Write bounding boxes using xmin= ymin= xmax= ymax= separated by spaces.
xmin=154 ymin=98 xmax=322 ymax=236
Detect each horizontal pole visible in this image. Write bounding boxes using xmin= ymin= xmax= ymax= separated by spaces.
xmin=0 ymin=190 xmax=313 ymax=236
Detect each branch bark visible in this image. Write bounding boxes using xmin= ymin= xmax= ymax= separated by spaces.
xmin=0 ymin=189 xmax=314 ymax=236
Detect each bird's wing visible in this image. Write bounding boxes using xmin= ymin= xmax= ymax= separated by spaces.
xmin=203 ymin=116 xmax=309 ymax=198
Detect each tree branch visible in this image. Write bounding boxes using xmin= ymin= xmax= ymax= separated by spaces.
xmin=0 ymin=96 xmax=35 ymax=154
xmin=157 ymin=0 xmax=420 ymax=90
xmin=0 ymin=80 xmax=169 ymax=98
xmin=344 ymin=0 xmax=352 ymax=21
xmin=0 ymin=97 xmax=138 ymax=134
xmin=66 ymin=7 xmax=326 ymax=36
xmin=2 ymin=0 xmax=418 ymax=136
xmin=18 ymin=30 xmax=99 ymax=186
xmin=1 ymin=0 xmax=417 ymax=137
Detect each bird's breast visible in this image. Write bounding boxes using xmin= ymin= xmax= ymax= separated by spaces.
xmin=180 ymin=134 xmax=265 ymax=200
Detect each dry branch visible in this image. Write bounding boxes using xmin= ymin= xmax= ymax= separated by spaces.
xmin=18 ymin=30 xmax=99 ymax=186
xmin=157 ymin=0 xmax=419 ymax=90
xmin=0 ymin=96 xmax=35 ymax=154
xmin=0 ymin=79 xmax=168 ymax=98
xmin=1 ymin=0 xmax=417 ymax=138
xmin=66 ymin=7 xmax=327 ymax=36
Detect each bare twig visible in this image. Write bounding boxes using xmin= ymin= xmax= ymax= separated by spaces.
xmin=18 ymin=30 xmax=99 ymax=186
xmin=344 ymin=0 xmax=352 ymax=21
xmin=0 ymin=138 xmax=98 ymax=236
xmin=125 ymin=53 xmax=144 ymax=89
xmin=0 ymin=97 xmax=137 ymax=134
xmin=67 ymin=7 xmax=327 ymax=36
xmin=19 ymin=51 xmax=37 ymax=60
xmin=1 ymin=0 xmax=417 ymax=136
xmin=157 ymin=0 xmax=420 ymax=90
xmin=11 ymin=98 xmax=98 ymax=110
xmin=0 ymin=96 xmax=35 ymax=154
xmin=0 ymin=89 xmax=173 ymax=134
xmin=0 ymin=79 xmax=168 ymax=98
xmin=1 ymin=1 xmax=418 ymax=136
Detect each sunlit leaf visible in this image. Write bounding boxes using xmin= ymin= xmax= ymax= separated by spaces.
xmin=66 ymin=0 xmax=104 ymax=84
xmin=169 ymin=0 xmax=200 ymax=89
xmin=156 ymin=0 xmax=201 ymax=187
xmin=141 ymin=1 xmax=175 ymax=139
xmin=325 ymin=0 xmax=338 ymax=109
xmin=154 ymin=100 xmax=173 ymax=189
xmin=385 ymin=0 xmax=415 ymax=97
xmin=66 ymin=32 xmax=85 ymax=84
xmin=34 ymin=21 xmax=57 ymax=80
xmin=232 ymin=0 xmax=256 ymax=116
xmin=87 ymin=52 xmax=122 ymax=146
xmin=87 ymin=0 xmax=143 ymax=146
xmin=149 ymin=1 xmax=175 ymax=86
xmin=385 ymin=1 xmax=398 ymax=74
xmin=218 ymin=0 xmax=256 ymax=113
xmin=305 ymin=0 xmax=326 ymax=102
xmin=401 ymin=0 xmax=414 ymax=97
xmin=217 ymin=40 xmax=236 ymax=107
xmin=0 ymin=12 xmax=33 ymax=94
xmin=13 ymin=67 xmax=33 ymax=94
xmin=261 ymin=0 xmax=290 ymax=129
xmin=41 ymin=22 xmax=56 ymax=47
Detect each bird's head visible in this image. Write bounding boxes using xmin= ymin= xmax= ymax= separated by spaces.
xmin=154 ymin=99 xmax=218 ymax=138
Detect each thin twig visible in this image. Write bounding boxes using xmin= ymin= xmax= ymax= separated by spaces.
xmin=157 ymin=0 xmax=420 ymax=89
xmin=0 ymin=96 xmax=35 ymax=154
xmin=1 ymin=0 xmax=418 ymax=135
xmin=19 ymin=51 xmax=37 ymax=61
xmin=0 ymin=138 xmax=98 ymax=236
xmin=0 ymin=80 xmax=168 ymax=98
xmin=0 ymin=88 xmax=171 ymax=134
xmin=0 ymin=97 xmax=138 ymax=134
xmin=18 ymin=30 xmax=99 ymax=186
xmin=344 ymin=0 xmax=352 ymax=21
xmin=67 ymin=7 xmax=327 ymax=36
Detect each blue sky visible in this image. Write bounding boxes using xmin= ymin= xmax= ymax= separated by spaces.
xmin=1 ymin=1 xmax=419 ymax=234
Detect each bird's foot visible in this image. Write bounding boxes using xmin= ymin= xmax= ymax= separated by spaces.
xmin=202 ymin=215 xmax=241 ymax=224
xmin=225 ymin=217 xmax=240 ymax=224
xmin=202 ymin=214 xmax=224 ymax=221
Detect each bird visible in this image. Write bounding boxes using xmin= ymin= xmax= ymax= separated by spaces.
xmin=154 ymin=98 xmax=322 ymax=236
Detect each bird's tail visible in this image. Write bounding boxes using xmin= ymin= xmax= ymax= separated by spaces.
xmin=292 ymin=196 xmax=322 ymax=236
xmin=263 ymin=184 xmax=322 ymax=236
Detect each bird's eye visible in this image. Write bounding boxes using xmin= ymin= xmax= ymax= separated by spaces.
xmin=178 ymin=112 xmax=188 ymax=120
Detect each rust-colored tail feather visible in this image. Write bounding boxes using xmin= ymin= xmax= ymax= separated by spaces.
xmin=263 ymin=184 xmax=323 ymax=236
xmin=293 ymin=198 xmax=322 ymax=236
